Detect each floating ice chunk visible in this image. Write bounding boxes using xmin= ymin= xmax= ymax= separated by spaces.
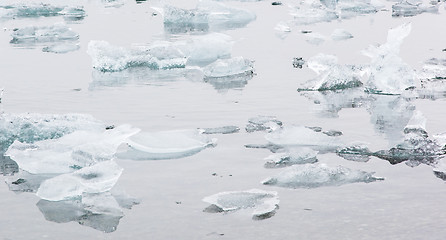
xmin=116 ymin=129 xmax=216 ymax=160
xmin=337 ymin=0 xmax=380 ymax=19
xmin=392 ymin=0 xmax=438 ymax=17
xmin=292 ymin=57 xmax=305 ymax=68
xmin=202 ymin=189 xmax=279 ymax=220
xmin=59 ymin=6 xmax=86 ymax=22
xmin=158 ymin=0 xmax=256 ymax=33
xmin=299 ymin=54 xmax=364 ymax=91
xmin=418 ymin=58 xmax=446 ymax=80
xmin=331 ymin=29 xmax=353 ymax=41
xmin=0 ymin=113 xmax=104 ymax=153
xmin=265 ymin=126 xmax=344 ymax=152
xmin=87 ymin=41 xmax=186 ymax=72
xmin=404 ymin=110 xmax=427 ymax=135
xmin=42 ymin=43 xmax=80 ymax=54
xmin=36 ymin=160 xmax=123 ymax=201
xmin=199 ymin=126 xmax=240 ymax=134
xmin=264 ymin=148 xmax=318 ymax=168
xmin=245 ymin=116 xmax=283 ymax=133
xmin=10 ymin=23 xmax=78 ymax=44
xmin=203 ymin=57 xmax=254 ymax=78
xmin=6 ymin=125 xmax=139 ymax=174
xmin=262 ymin=163 xmax=383 ymax=188
xmin=362 ymin=23 xmax=415 ymax=94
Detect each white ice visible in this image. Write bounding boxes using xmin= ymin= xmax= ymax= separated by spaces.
xmin=10 ymin=23 xmax=79 ymax=44
xmin=202 ymin=189 xmax=279 ymax=220
xmin=116 ymin=129 xmax=217 ymax=160
xmin=264 ymin=148 xmax=318 ymax=168
xmin=36 ymin=160 xmax=123 ymax=201
xmin=262 ymin=163 xmax=383 ymax=188
xmin=203 ymin=57 xmax=254 ymax=78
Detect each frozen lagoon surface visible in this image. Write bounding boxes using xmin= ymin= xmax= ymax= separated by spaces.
xmin=1 ymin=0 xmax=446 ymax=239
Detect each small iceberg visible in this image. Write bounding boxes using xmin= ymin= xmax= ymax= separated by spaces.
xmin=36 ymin=160 xmax=123 ymax=201
xmin=298 ymin=54 xmax=364 ymax=91
xmin=264 ymin=148 xmax=318 ymax=168
xmin=203 ymin=189 xmax=279 ymax=220
xmin=262 ymin=163 xmax=383 ymax=188
xmin=116 ymin=129 xmax=217 ymax=160
xmin=362 ymin=23 xmax=416 ymax=95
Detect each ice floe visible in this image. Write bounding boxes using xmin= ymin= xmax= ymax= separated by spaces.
xmin=202 ymin=189 xmax=279 ymax=220
xmin=264 ymin=148 xmax=318 ymax=168
xmin=155 ymin=0 xmax=256 ymax=33
xmin=262 ymin=163 xmax=383 ymax=188
xmin=392 ymin=0 xmax=439 ymax=17
xmin=116 ymin=129 xmax=217 ymax=160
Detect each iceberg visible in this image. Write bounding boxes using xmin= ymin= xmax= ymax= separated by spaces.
xmin=6 ymin=125 xmax=139 ymax=175
xmin=36 ymin=160 xmax=123 ymax=201
xmin=199 ymin=126 xmax=240 ymax=134
xmin=298 ymin=54 xmax=364 ymax=91
xmin=245 ymin=116 xmax=282 ymax=133
xmin=157 ymin=0 xmax=256 ymax=33
xmin=116 ymin=129 xmax=216 ymax=160
xmin=264 ymin=148 xmax=318 ymax=168
xmin=262 ymin=163 xmax=383 ymax=188
xmin=264 ymin=126 xmax=344 ymax=152
xmin=392 ymin=0 xmax=438 ymax=17
xmin=362 ymin=23 xmax=416 ymax=95
xmin=0 ymin=113 xmax=105 ymax=154
xmin=202 ymin=189 xmax=279 ymax=220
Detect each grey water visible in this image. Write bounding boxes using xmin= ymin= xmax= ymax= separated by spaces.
xmin=1 ymin=0 xmax=446 ymax=239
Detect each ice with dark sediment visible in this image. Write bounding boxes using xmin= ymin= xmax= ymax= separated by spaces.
xmin=331 ymin=29 xmax=353 ymax=41
xmin=202 ymin=189 xmax=279 ymax=220
xmin=336 ymin=144 xmax=373 ymax=162
xmin=5 ymin=125 xmax=139 ymax=175
xmin=262 ymin=163 xmax=383 ymax=188
xmin=87 ymin=33 xmax=233 ymax=72
xmin=264 ymin=126 xmax=344 ymax=152
xmin=392 ymin=0 xmax=439 ymax=17
xmin=264 ymin=148 xmax=318 ymax=168
xmin=417 ymin=58 xmax=446 ymax=99
xmin=10 ymin=23 xmax=80 ymax=53
xmin=298 ymin=54 xmax=365 ymax=91
xmin=36 ymin=160 xmax=123 ymax=201
xmin=362 ymin=23 xmax=416 ymax=95
xmin=37 ymin=191 xmax=139 ymax=233
xmin=245 ymin=116 xmax=283 ymax=133
xmin=155 ymin=0 xmax=256 ymax=33
xmin=0 ymin=3 xmax=86 ymax=22
xmin=372 ymin=111 xmax=446 ymax=165
xmin=116 ymin=129 xmax=217 ymax=160
xmin=0 ymin=113 xmax=105 ymax=154
xmin=199 ymin=126 xmax=240 ymax=134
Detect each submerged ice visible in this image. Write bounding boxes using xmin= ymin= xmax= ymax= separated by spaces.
xmin=262 ymin=163 xmax=383 ymax=188
xmin=116 ymin=129 xmax=216 ymax=160
xmin=203 ymin=189 xmax=279 ymax=220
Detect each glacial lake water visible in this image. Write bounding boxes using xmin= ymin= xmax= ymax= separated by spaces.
xmin=1 ymin=0 xmax=446 ymax=239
